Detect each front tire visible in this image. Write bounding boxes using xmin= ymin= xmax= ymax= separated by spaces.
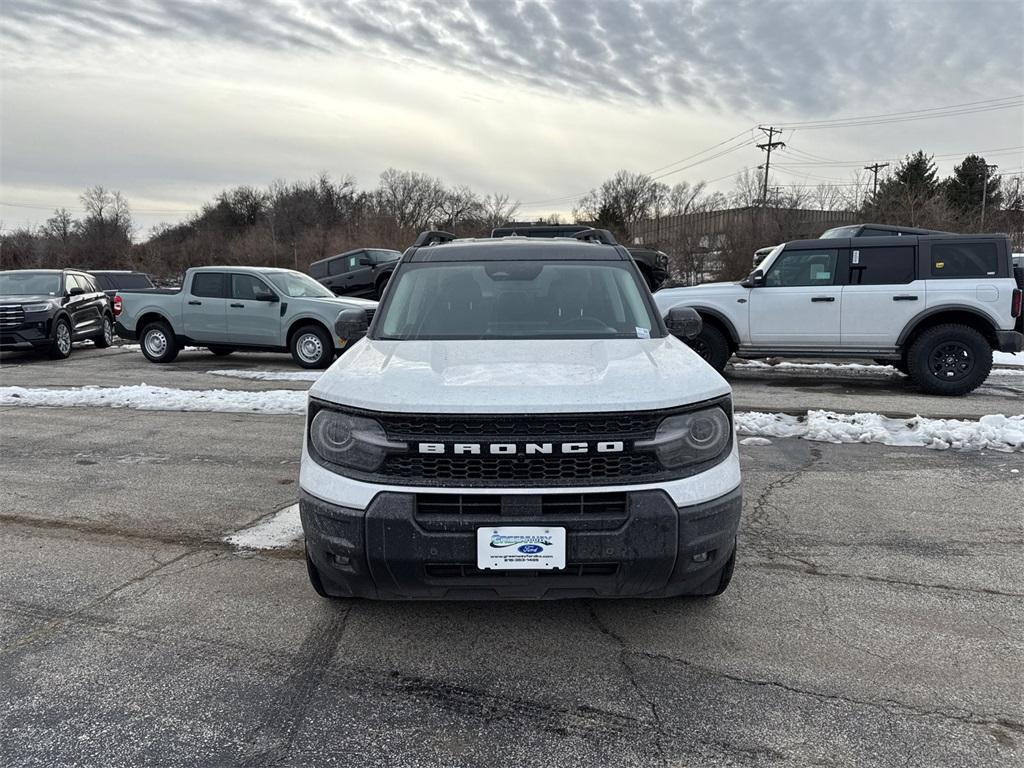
xmin=290 ymin=324 xmax=334 ymax=369
xmin=140 ymin=320 xmax=179 ymax=364
xmin=48 ymin=317 xmax=73 ymax=360
xmin=93 ymin=314 xmax=114 ymax=348
xmin=305 ymin=546 xmax=335 ymax=599
xmin=686 ymin=322 xmax=731 ymax=372
xmin=374 ymin=273 xmax=392 ymax=300
xmin=906 ymin=324 xmax=992 ymax=396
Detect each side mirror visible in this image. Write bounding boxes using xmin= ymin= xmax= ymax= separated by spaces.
xmin=358 ymin=255 xmax=373 ymax=266
xmin=335 ymin=307 xmax=370 ymax=341
xmin=664 ymin=306 xmax=702 ymax=340
xmin=740 ymin=269 xmax=765 ymax=288
xmin=255 ymin=291 xmax=279 ymax=302
xmin=68 ymin=286 xmax=85 ymax=297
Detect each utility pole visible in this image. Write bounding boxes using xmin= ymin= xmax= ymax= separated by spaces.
xmin=981 ymin=163 xmax=998 ymax=231
xmin=756 ymin=126 xmax=785 ymax=206
xmin=863 ymin=162 xmax=889 ymax=199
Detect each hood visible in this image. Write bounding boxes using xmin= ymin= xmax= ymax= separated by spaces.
xmin=654 ymin=282 xmax=746 ymax=311
xmin=310 ymin=337 xmax=730 ymax=414
xmin=0 ymin=294 xmax=59 ymax=305
xmin=301 ymin=296 xmax=377 ymax=310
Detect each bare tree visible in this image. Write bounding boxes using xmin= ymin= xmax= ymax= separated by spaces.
xmin=375 ymin=168 xmax=447 ymax=230
xmin=478 ymin=193 xmax=521 ymax=229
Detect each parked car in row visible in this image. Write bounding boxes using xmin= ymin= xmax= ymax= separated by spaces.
xmin=114 ymin=266 xmax=376 ymax=368
xmin=309 ymin=248 xmax=401 ymax=299
xmin=491 ymin=223 xmax=669 ymax=291
xmin=88 ymin=270 xmax=156 ymax=298
xmin=0 ymin=269 xmax=114 ymax=359
xmin=655 ymin=233 xmax=1023 ymax=396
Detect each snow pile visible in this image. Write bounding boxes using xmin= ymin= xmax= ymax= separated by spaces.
xmin=0 ymin=384 xmax=306 ymax=414
xmin=209 ymin=369 xmax=321 ymax=382
xmin=739 ymin=437 xmax=773 ymax=447
xmin=225 ymin=504 xmax=302 ymax=549
xmin=736 ymin=410 xmax=1024 ymax=452
xmin=994 ymin=351 xmax=1024 ymax=367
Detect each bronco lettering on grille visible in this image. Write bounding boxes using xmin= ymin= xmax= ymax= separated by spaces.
xmin=417 ymin=441 xmax=625 ymax=456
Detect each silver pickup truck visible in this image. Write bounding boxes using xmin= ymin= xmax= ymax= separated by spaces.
xmin=115 ymin=266 xmax=377 ymax=368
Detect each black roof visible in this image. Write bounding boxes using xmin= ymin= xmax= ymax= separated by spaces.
xmin=407 ymin=237 xmax=628 ymax=263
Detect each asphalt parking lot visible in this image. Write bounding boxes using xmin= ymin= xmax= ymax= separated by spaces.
xmin=1 ymin=345 xmax=1022 ymax=767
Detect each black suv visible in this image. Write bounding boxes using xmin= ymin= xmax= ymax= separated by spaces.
xmin=491 ymin=224 xmax=669 ymax=291
xmin=0 ymin=269 xmax=114 ymax=359
xmin=309 ymin=248 xmax=401 ymax=299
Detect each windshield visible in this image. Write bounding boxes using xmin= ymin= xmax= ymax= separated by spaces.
xmin=266 ymin=271 xmax=336 ymax=298
xmin=820 ymin=225 xmax=859 ymax=239
xmin=0 ymin=272 xmax=61 ymax=296
xmin=376 ymin=261 xmax=661 ymax=340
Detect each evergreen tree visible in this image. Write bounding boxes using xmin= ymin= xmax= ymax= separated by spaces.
xmin=870 ymin=151 xmax=943 ymax=226
xmin=945 ymin=154 xmax=1002 ymax=217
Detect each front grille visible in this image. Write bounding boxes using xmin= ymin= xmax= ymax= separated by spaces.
xmin=0 ymin=305 xmax=25 ymax=329
xmin=423 ymin=562 xmax=619 ymax=579
xmin=415 ymin=493 xmax=626 ymax=516
xmin=385 ymin=453 xmax=663 ymax=485
xmin=308 ymin=399 xmax=732 ymax=487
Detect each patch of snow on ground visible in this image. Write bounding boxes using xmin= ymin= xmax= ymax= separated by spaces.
xmin=225 ymin=504 xmax=302 ymax=549
xmin=736 ymin=410 xmax=1024 ymax=453
xmin=739 ymin=437 xmax=773 ymax=446
xmin=732 ymin=360 xmax=897 ymax=375
xmin=0 ymin=384 xmax=306 ymax=414
xmin=209 ymin=369 xmax=321 ymax=382
xmin=993 ymin=351 xmax=1024 ymax=367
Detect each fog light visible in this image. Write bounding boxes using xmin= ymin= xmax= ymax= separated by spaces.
xmin=692 ymin=552 xmax=709 ymax=563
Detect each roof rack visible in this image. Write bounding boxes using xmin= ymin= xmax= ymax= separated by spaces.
xmin=413 ymin=230 xmax=457 ymax=247
xmin=572 ymin=228 xmax=618 ymax=245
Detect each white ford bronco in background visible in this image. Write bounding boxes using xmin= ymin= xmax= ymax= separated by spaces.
xmin=655 ymin=233 xmax=1023 ymax=396
xmin=299 ymin=229 xmax=741 ymax=600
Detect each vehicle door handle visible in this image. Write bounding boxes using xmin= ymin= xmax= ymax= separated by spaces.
xmin=811 ymin=296 xmax=835 ymax=302
xmin=230 ymin=303 xmax=244 ymax=308
xmin=893 ymin=295 xmax=918 ymax=301
xmin=188 ymin=300 xmax=201 ymax=305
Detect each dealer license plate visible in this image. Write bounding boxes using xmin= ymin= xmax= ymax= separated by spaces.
xmin=476 ymin=526 xmax=566 ymax=570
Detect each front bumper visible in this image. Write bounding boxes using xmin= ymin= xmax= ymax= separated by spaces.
xmin=996 ymin=330 xmax=1023 ymax=353
xmin=300 ymin=485 xmax=741 ymax=600
xmin=0 ymin=324 xmax=51 ymax=350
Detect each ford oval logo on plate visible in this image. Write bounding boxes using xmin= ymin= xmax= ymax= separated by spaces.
xmin=518 ymin=544 xmax=543 ymax=554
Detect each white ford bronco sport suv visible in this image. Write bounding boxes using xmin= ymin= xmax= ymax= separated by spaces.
xmin=299 ymin=229 xmax=741 ymax=600
xmin=655 ymin=233 xmax=1023 ymax=395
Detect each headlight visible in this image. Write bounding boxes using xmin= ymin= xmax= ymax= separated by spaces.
xmin=637 ymin=407 xmax=732 ymax=469
xmin=309 ymin=408 xmax=405 ymax=472
xmin=23 ymin=303 xmax=53 ymax=313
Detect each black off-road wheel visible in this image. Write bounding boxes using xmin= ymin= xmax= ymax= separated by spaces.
xmin=686 ymin=323 xmax=731 ymax=372
xmin=139 ymin=320 xmax=179 ymax=364
xmin=906 ymin=324 xmax=992 ymax=396
xmin=374 ymin=273 xmax=393 ymax=300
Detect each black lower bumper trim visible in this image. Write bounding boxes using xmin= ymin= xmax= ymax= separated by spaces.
xmin=114 ymin=321 xmax=137 ymax=341
xmin=996 ymin=330 xmax=1023 ymax=353
xmin=300 ymin=486 xmax=741 ymax=600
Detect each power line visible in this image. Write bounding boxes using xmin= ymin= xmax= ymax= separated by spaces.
xmin=772 ymin=95 xmax=1023 ymax=130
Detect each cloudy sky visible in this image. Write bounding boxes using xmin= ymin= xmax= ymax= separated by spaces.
xmin=1 ymin=0 xmax=1022 ymax=236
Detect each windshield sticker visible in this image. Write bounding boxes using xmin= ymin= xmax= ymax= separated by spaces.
xmin=636 ymin=327 xmax=650 ymax=339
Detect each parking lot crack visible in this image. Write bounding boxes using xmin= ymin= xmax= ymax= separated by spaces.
xmin=745 ymin=445 xmax=822 ymax=556
xmin=631 ymin=648 xmax=1023 ymax=732
xmin=747 ymin=558 xmax=1024 ymax=598
xmin=586 ymin=603 xmax=668 ymax=767
xmin=0 ymin=548 xmax=197 ymax=655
